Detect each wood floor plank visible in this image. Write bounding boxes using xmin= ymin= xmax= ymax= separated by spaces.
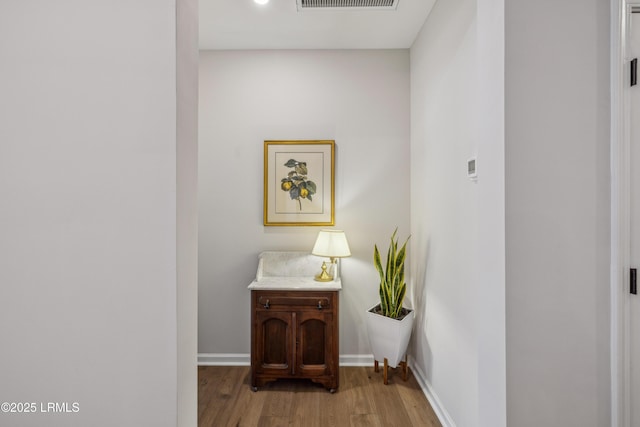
xmin=199 ymin=366 xmax=440 ymax=427
xmin=198 ymin=366 xmax=247 ymax=427
xmin=197 ymin=367 xmax=216 ymax=421
xmin=198 ymin=370 xmax=236 ymax=426
xmin=211 ymin=367 xmax=268 ymax=427
xmin=233 ymin=392 xmax=270 ymax=427
xmin=342 ymin=367 xmax=377 ymax=415
xmin=367 ymin=365 xmax=415 ymax=427
xmin=396 ymin=373 xmax=443 ymax=427
xmin=257 ymin=416 xmax=290 ymax=427
xmin=317 ymin=372 xmax=352 ymax=427
xmin=259 ymin=380 xmax=296 ymax=418
xmin=350 ymin=414 xmax=384 ymax=427
xmin=289 ymin=383 xmax=321 ymax=427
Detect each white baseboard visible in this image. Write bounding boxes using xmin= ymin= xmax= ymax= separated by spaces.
xmin=409 ymin=357 xmax=456 ymax=427
xmin=197 ymin=353 xmax=374 ymax=366
xmin=339 ymin=354 xmax=375 ymax=366
xmin=198 ymin=353 xmax=250 ymax=366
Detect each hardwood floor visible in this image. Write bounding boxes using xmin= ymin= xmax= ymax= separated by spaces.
xmin=198 ymin=366 xmax=442 ymax=427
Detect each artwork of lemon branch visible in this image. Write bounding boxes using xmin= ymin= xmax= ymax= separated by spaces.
xmin=280 ymin=159 xmax=317 ymax=211
xmin=264 ymin=140 xmax=334 ymax=226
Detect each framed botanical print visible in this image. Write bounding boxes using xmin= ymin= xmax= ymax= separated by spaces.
xmin=263 ymin=140 xmax=335 ymax=226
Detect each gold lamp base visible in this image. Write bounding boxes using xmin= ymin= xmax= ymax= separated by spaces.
xmin=314 ymin=261 xmax=334 ymax=282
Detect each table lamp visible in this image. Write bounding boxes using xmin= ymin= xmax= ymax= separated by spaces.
xmin=311 ymin=230 xmax=351 ymax=281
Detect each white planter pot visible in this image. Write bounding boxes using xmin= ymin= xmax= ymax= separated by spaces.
xmin=365 ymin=304 xmax=415 ymax=368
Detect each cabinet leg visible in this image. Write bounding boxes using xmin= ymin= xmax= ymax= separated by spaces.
xmin=374 ymin=359 xmax=379 ymax=373
xmin=383 ymin=358 xmax=389 ymax=385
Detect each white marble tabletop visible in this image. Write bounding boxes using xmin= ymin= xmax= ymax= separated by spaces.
xmin=248 ymin=276 xmax=342 ymax=291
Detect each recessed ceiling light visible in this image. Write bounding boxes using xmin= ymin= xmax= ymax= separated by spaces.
xmin=254 ymin=0 xmax=269 ymax=4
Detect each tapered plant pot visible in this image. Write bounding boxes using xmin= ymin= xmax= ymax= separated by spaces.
xmin=366 ymin=304 xmax=414 ymax=384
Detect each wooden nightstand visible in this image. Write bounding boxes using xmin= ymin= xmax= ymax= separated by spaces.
xmin=250 ymin=289 xmax=339 ymax=392
xmin=248 ymin=251 xmax=341 ymax=392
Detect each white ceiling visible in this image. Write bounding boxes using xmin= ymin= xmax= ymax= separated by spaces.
xmin=199 ymin=0 xmax=436 ymax=50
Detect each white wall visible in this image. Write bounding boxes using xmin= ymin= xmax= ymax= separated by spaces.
xmin=177 ymin=0 xmax=199 ymax=425
xmin=505 ymin=1 xmax=611 ymax=426
xmin=198 ymin=50 xmax=410 ymax=359
xmin=0 ymin=1 xmax=196 ymax=426
xmin=197 ymin=3 xmax=611 ymax=426
xmin=412 ymin=0 xmax=610 ymax=426
xmin=475 ymin=1 xmax=506 ymax=425
xmin=410 ymin=0 xmax=506 ymax=426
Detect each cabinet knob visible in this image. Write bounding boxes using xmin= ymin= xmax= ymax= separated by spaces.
xmin=317 ymin=301 xmax=323 ymax=310
xmin=263 ymin=299 xmax=270 ymax=309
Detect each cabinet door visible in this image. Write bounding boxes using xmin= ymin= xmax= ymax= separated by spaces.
xmin=254 ymin=311 xmax=292 ymax=376
xmin=296 ymin=311 xmax=334 ymax=377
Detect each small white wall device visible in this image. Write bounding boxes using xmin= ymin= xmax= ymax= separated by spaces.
xmin=467 ymin=157 xmax=478 ymax=181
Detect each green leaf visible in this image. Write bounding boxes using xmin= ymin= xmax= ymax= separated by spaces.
xmin=295 ymin=163 xmax=308 ymax=175
xmin=306 ymin=181 xmax=317 ymax=194
xmin=373 ymin=228 xmax=410 ymax=319
xmin=290 ymin=186 xmax=300 ymax=200
xmin=284 ymin=159 xmax=298 ymax=168
xmin=374 ymin=245 xmax=384 ymax=280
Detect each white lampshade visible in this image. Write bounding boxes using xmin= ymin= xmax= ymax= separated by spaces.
xmin=312 ymin=230 xmax=351 ymax=258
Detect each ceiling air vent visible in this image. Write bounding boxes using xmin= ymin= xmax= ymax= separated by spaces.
xmin=297 ymin=0 xmax=399 ymax=10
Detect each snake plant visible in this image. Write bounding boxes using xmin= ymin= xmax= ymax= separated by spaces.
xmin=373 ymin=229 xmax=410 ymax=319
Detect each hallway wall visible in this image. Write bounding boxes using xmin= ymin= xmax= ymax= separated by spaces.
xmin=0 ymin=1 xmax=196 ymax=426
xmin=505 ymin=0 xmax=611 ymax=425
xmin=198 ymin=49 xmax=411 ymax=359
xmin=409 ymin=0 xmax=506 ymax=425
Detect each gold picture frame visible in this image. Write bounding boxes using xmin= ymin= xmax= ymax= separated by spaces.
xmin=264 ymin=140 xmax=335 ymax=226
